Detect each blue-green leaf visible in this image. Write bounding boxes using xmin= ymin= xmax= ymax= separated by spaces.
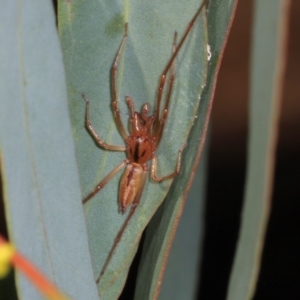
xmin=135 ymin=1 xmax=238 ymax=298
xmin=227 ymin=1 xmax=290 ymax=299
xmin=0 ymin=1 xmax=98 ymax=299
xmin=59 ymin=0 xmax=208 ymax=298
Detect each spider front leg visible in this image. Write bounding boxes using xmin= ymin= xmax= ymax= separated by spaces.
xmin=111 ymin=23 xmax=129 ymax=140
xmin=153 ymin=31 xmax=177 ymax=136
xmin=153 ymin=0 xmax=208 ymax=139
xmin=154 ymin=31 xmax=178 ymax=146
xmin=151 ymin=143 xmax=186 ymax=182
xmin=82 ymin=93 xmax=126 ymax=151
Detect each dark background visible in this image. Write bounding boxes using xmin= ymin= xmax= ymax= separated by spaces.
xmin=198 ymin=1 xmax=300 ymax=299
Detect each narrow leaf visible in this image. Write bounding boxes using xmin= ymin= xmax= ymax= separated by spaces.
xmin=227 ymin=1 xmax=290 ymax=299
xmin=158 ymin=135 xmax=209 ymax=300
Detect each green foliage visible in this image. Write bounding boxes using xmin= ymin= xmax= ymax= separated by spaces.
xmin=0 ymin=0 xmax=288 ymax=299
xmin=58 ymin=0 xmax=211 ymax=298
xmin=227 ymin=1 xmax=290 ymax=299
xmin=0 ymin=1 xmax=97 ymax=299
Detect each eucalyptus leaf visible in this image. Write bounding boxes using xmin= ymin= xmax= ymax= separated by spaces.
xmin=227 ymin=1 xmax=290 ymax=299
xmin=135 ymin=0 xmax=238 ymax=298
xmin=59 ymin=0 xmax=208 ymax=298
xmin=158 ymin=136 xmax=208 ymax=300
xmin=0 ymin=1 xmax=98 ymax=299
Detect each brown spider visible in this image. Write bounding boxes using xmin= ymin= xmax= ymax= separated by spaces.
xmin=82 ymin=0 xmax=208 ymax=283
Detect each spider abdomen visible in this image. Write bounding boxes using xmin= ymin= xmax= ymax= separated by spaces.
xmin=119 ymin=163 xmax=146 ymax=212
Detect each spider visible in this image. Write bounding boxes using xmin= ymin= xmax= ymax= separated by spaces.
xmin=82 ymin=0 xmax=208 ymax=283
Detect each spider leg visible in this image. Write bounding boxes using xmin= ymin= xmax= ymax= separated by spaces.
xmin=82 ymin=93 xmax=126 ymax=151
xmin=96 ymin=170 xmax=147 ymax=283
xmin=153 ymin=0 xmax=208 ymax=133
xmin=151 ymin=143 xmax=186 ymax=182
xmin=112 ymin=23 xmax=129 ymax=140
xmin=82 ymin=160 xmax=127 ymax=204
xmin=125 ymin=95 xmax=135 ymax=117
xmin=154 ymin=31 xmax=177 ymax=146
xmin=125 ymin=96 xmax=136 ymax=134
xmin=141 ymin=102 xmax=150 ymax=120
